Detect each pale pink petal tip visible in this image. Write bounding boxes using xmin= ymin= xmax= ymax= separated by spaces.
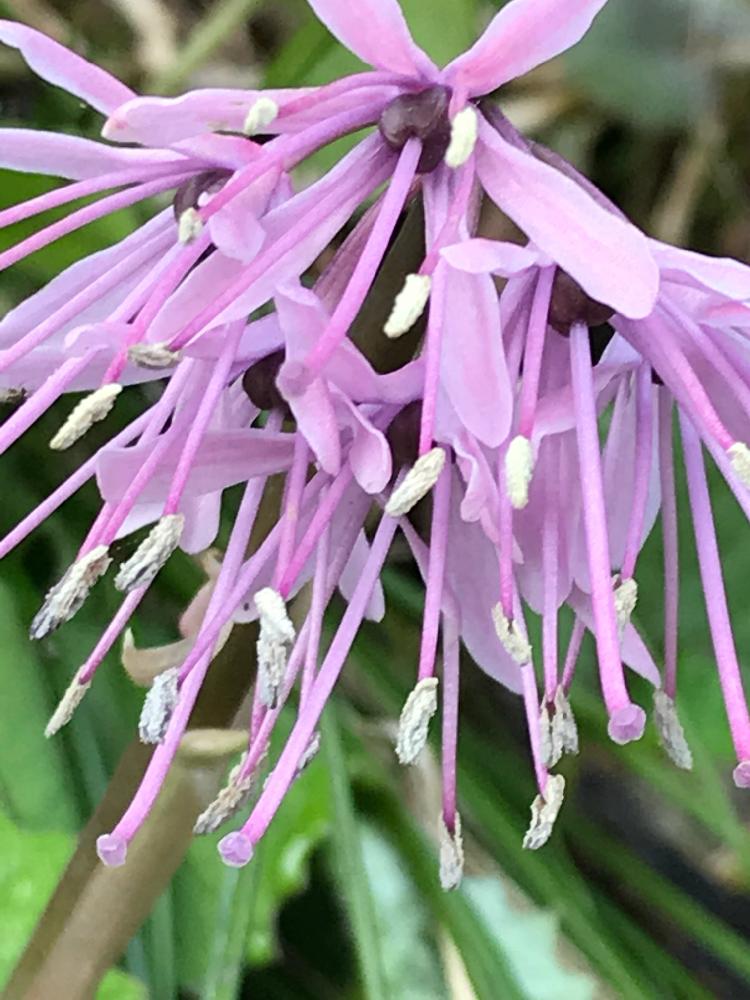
xmin=733 ymin=761 xmax=750 ymax=788
xmin=96 ymin=833 xmax=128 ymax=867
xmin=276 ymin=359 xmax=313 ymax=398
xmin=607 ymin=704 xmax=646 ymax=745
xmin=218 ymin=830 xmax=254 ymax=867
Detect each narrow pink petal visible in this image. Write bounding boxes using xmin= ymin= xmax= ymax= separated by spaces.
xmin=440 ymin=238 xmax=542 ymax=276
xmin=336 ymin=394 xmax=391 ymax=493
xmin=652 ymin=240 xmax=750 ymax=301
xmin=306 ymin=0 xmax=436 ymax=77
xmin=0 ymin=129 xmax=185 ymax=180
xmin=446 ymin=0 xmax=608 ymax=96
xmin=0 ymin=20 xmax=134 ymax=113
xmin=439 ymin=266 xmax=511 ymax=447
xmin=338 ymin=530 xmax=386 ymax=621
xmin=476 ymin=121 xmax=659 ymax=319
xmin=569 ymin=588 xmax=660 ymax=685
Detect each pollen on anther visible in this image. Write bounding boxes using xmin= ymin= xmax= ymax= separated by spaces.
xmin=396 ymin=676 xmax=439 ymax=764
xmin=384 ymin=274 xmax=431 ymax=338
xmin=523 ymin=774 xmax=565 ymax=851
xmin=504 ymin=435 xmax=535 ymax=510
xmin=45 ymin=677 xmax=91 ymax=737
xmin=139 ymin=666 xmax=180 ymax=744
xmin=492 ymin=604 xmax=532 ymax=665
xmin=243 ymin=97 xmax=279 ymax=136
xmin=255 ymin=587 xmax=295 ymax=708
xmin=386 ymin=448 xmax=446 ymax=517
xmin=439 ymin=812 xmax=464 ymax=891
xmin=444 ymin=106 xmax=478 ymax=169
xmin=115 ymin=514 xmax=185 ymax=593
xmin=178 ymin=207 xmax=203 ymax=244
xmin=50 ymin=384 xmax=122 ymax=451
xmin=128 ymin=342 xmax=182 ymax=369
xmin=728 ymin=442 xmax=750 ymax=489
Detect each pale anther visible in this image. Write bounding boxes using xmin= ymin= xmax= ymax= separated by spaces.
xmin=50 ymin=384 xmax=122 ymax=450
xmin=729 ymin=442 xmax=750 ymax=489
xmin=523 ymin=774 xmax=565 ymax=850
xmin=45 ymin=678 xmax=91 ymax=737
xmin=178 ymin=207 xmax=203 ymax=244
xmin=243 ymin=97 xmax=279 ymax=136
xmin=505 ymin=435 xmax=535 ymax=510
xmin=444 ymin=106 xmax=478 ymax=169
xmin=613 ymin=576 xmax=638 ymax=632
xmin=653 ymin=690 xmax=693 ymax=771
xmin=115 ymin=513 xmax=185 ymax=593
xmin=127 ymin=342 xmax=182 ymax=369
xmin=386 ymin=447 xmax=446 ymax=517
xmin=30 ymin=545 xmax=111 ymax=640
xmin=255 ymin=587 xmax=295 ymax=708
xmin=492 ymin=604 xmax=532 ymax=665
xmin=396 ymin=676 xmax=439 ymax=764
xmin=439 ymin=812 xmax=464 ymax=891
xmin=384 ymin=273 xmax=432 ymax=338
xmin=194 ymin=756 xmax=257 ymax=836
xmin=139 ymin=666 xmax=180 ymax=744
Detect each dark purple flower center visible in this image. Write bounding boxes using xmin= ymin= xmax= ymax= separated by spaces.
xmin=379 ymin=86 xmax=452 ymax=174
xmin=548 ymin=269 xmax=614 ymax=334
xmin=173 ymin=170 xmax=231 ymax=220
xmin=387 ymin=401 xmax=422 ymax=469
xmin=242 ymin=351 xmax=290 ymax=414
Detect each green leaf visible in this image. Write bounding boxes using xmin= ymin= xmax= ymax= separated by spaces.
xmin=322 ymin=707 xmax=391 ymax=1000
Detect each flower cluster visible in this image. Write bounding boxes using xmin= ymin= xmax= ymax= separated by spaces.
xmin=3 ymin=0 xmax=750 ymax=886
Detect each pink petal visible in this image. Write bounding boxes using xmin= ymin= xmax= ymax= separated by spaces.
xmin=441 ymin=238 xmax=542 ymax=276
xmin=445 ymin=0 xmax=608 ymax=97
xmin=0 ymin=19 xmax=134 ymax=113
xmin=288 ymin=377 xmax=342 ymax=475
xmin=97 ymin=429 xmax=295 ymax=503
xmin=180 ymin=492 xmax=223 ymax=553
xmin=652 ymin=240 xmax=750 ymax=301
xmin=209 ymin=168 xmax=280 ymax=263
xmin=338 ymin=530 xmax=385 ymax=621
xmin=0 ymin=129 xmax=185 ymax=180
xmin=439 ymin=263 xmax=512 ymax=447
xmin=569 ymin=588 xmax=660 ymax=685
xmin=476 ymin=121 xmax=659 ymax=319
xmin=306 ymin=0 xmax=436 ymax=78
xmin=334 ymin=394 xmax=391 ymax=493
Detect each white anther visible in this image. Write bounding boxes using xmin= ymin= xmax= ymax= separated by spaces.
xmin=127 ymin=342 xmax=182 ymax=369
xmin=554 ymin=686 xmax=579 ymax=757
xmin=30 ymin=545 xmax=111 ymax=640
xmin=243 ymin=97 xmax=279 ymax=136
xmin=444 ymin=106 xmax=478 ymax=169
xmin=297 ymin=731 xmax=321 ymax=774
xmin=439 ymin=812 xmax=464 ymax=891
xmin=396 ymin=677 xmax=439 ymax=764
xmin=729 ymin=442 xmax=750 ymax=489
xmin=523 ymin=773 xmax=565 ymax=851
xmin=139 ymin=667 xmax=180 ymax=744
xmin=45 ymin=678 xmax=91 ymax=737
xmin=386 ymin=448 xmax=446 ymax=517
xmin=178 ymin=207 xmax=203 ymax=244
xmin=255 ymin=587 xmax=295 ymax=708
xmin=653 ymin=690 xmax=693 ymax=771
xmin=115 ymin=514 xmax=185 ymax=593
xmin=539 ymin=703 xmax=561 ymax=769
xmin=194 ymin=755 xmax=257 ymax=836
xmin=491 ymin=604 xmax=532 ymax=665
xmin=504 ymin=435 xmax=535 ymax=510
xmin=50 ymin=385 xmax=122 ymax=450
xmin=613 ymin=576 xmax=638 ymax=632
xmin=384 ymin=273 xmax=432 ymax=338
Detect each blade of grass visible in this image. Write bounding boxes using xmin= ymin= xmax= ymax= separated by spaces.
xmin=202 ymin=851 xmax=262 ymax=1000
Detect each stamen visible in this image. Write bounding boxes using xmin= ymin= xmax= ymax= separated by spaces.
xmin=492 ymin=604 xmax=532 ymax=665
xmin=49 ymin=385 xmax=122 ymax=450
xmin=523 ymin=774 xmax=565 ymax=851
xmin=653 ymin=690 xmax=693 ymax=770
xmin=139 ymin=667 xmax=180 ymax=744
xmin=30 ymin=545 xmax=111 ymax=640
xmin=297 ymin=731 xmax=321 ymax=773
xmin=177 ymin=207 xmax=203 ymax=244
xmin=608 ymin=704 xmax=646 ymax=745
xmin=385 ymin=447 xmax=446 ymax=516
xmin=255 ymin=587 xmax=295 ymax=708
xmin=45 ymin=677 xmax=91 ymax=737
xmin=613 ymin=576 xmax=638 ymax=632
xmin=243 ymin=97 xmax=279 ymax=136
xmin=396 ymin=676 xmax=439 ymax=764
xmin=539 ymin=703 xmax=561 ymax=769
xmin=96 ymin=833 xmax=128 ymax=868
xmin=384 ymin=273 xmax=432 ymax=338
xmin=127 ymin=342 xmax=182 ymax=369
xmin=554 ymin=686 xmax=579 ymax=756
xmin=504 ymin=435 xmax=535 ymax=510
xmin=194 ymin=757 xmax=257 ymax=835
xmin=115 ymin=514 xmax=185 ymax=592
xmin=439 ymin=812 xmax=464 ymax=891
xmin=444 ymin=106 xmax=478 ymax=169
xmin=728 ymin=442 xmax=750 ymax=489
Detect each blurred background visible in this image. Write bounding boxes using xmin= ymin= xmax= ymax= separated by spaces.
xmin=2 ymin=0 xmax=750 ymax=997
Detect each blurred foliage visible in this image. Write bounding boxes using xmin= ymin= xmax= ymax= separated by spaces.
xmin=2 ymin=0 xmax=750 ymax=998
